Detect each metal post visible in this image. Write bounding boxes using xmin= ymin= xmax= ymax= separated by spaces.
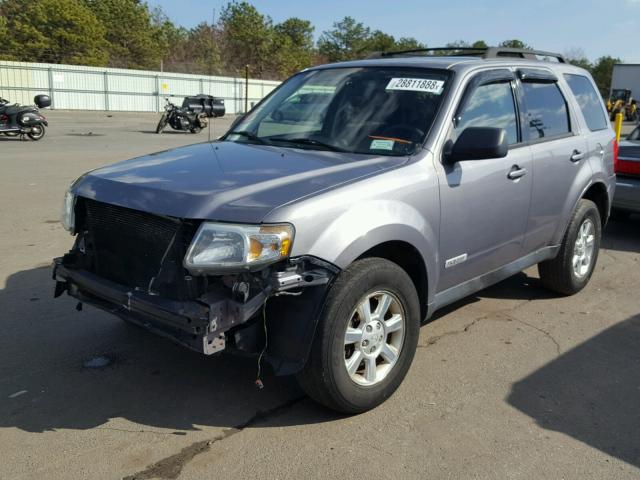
xmin=236 ymin=76 xmax=240 ymax=114
xmin=47 ymin=67 xmax=54 ymax=110
xmin=155 ymin=75 xmax=160 ymax=113
xmin=244 ymin=65 xmax=249 ymax=113
xmin=615 ymin=112 xmax=624 ymax=142
xmin=104 ymin=71 xmax=109 ymax=111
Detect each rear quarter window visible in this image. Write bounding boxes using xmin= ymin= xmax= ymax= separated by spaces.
xmin=563 ymin=74 xmax=608 ymax=131
xmin=521 ymin=82 xmax=571 ymax=140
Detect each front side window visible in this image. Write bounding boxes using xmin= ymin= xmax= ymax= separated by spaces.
xmin=522 ymin=82 xmax=571 ymax=140
xmin=227 ymin=67 xmax=450 ymax=156
xmin=564 ymin=74 xmax=608 ymax=131
xmin=454 ymin=81 xmax=519 ymax=145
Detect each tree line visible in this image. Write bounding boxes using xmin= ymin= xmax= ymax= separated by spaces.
xmin=0 ymin=0 xmax=620 ymax=95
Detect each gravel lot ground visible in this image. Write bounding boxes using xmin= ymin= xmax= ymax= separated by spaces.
xmin=0 ymin=111 xmax=638 ymax=480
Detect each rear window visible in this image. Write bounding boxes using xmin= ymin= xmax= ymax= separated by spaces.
xmin=564 ymin=74 xmax=608 ymax=131
xmin=521 ymin=82 xmax=571 ymax=140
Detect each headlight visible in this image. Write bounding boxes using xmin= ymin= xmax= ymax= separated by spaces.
xmin=60 ymin=190 xmax=76 ymax=233
xmin=184 ymin=223 xmax=294 ymax=273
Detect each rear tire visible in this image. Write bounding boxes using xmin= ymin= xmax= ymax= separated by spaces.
xmin=296 ymin=258 xmax=420 ymax=414
xmin=27 ymin=124 xmax=45 ymax=141
xmin=538 ymin=199 xmax=601 ymax=295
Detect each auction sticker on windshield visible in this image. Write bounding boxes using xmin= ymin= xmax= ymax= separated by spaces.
xmin=386 ymin=78 xmax=445 ymax=94
xmin=370 ymin=139 xmax=395 ymax=151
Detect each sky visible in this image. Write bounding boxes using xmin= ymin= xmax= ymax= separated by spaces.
xmin=146 ymin=0 xmax=640 ymax=63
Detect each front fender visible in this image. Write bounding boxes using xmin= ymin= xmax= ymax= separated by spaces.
xmin=263 ymin=201 xmax=438 ymax=375
xmin=267 ymin=158 xmax=440 ymax=302
xmin=261 ymin=159 xmax=440 ymax=373
xmin=305 ymin=199 xmax=438 ymax=302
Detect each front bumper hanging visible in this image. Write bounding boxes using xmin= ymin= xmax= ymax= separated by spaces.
xmin=52 ymin=255 xmax=337 ymax=359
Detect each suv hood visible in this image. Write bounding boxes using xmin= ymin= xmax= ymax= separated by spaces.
xmin=72 ymin=141 xmax=406 ymax=223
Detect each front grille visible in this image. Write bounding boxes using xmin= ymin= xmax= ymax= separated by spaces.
xmin=79 ymin=198 xmax=198 ymax=299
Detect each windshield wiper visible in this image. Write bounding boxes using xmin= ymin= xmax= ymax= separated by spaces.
xmin=269 ymin=137 xmax=347 ymax=152
xmin=227 ymin=130 xmax=270 ymax=145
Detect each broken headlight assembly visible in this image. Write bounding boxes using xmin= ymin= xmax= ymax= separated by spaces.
xmin=60 ymin=190 xmax=76 ymax=233
xmin=184 ymin=222 xmax=294 ymax=274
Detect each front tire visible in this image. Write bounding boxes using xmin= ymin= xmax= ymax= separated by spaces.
xmin=156 ymin=113 xmax=168 ymax=134
xmin=538 ymin=199 xmax=601 ymax=295
xmin=296 ymin=258 xmax=420 ymax=414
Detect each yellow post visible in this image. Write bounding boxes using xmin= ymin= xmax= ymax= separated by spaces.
xmin=614 ymin=112 xmax=624 ymax=142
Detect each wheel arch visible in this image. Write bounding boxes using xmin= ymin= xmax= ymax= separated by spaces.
xmin=355 ymin=241 xmax=430 ymax=322
xmin=553 ymin=179 xmax=611 ymax=246
xmin=581 ymin=181 xmax=610 ymax=227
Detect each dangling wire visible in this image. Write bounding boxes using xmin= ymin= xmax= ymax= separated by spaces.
xmin=255 ymin=299 xmax=268 ymax=389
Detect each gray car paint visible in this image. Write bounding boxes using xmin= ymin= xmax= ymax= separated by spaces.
xmin=70 ymin=56 xmax=616 ymax=317
xmin=267 ymin=59 xmax=615 ymax=311
xmin=72 ymin=140 xmax=408 ymax=223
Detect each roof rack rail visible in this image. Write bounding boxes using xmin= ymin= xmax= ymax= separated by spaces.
xmin=368 ymin=47 xmax=566 ymax=63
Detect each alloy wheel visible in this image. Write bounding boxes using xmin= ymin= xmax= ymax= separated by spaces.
xmin=572 ymin=218 xmax=595 ymax=278
xmin=343 ymin=290 xmax=405 ymax=387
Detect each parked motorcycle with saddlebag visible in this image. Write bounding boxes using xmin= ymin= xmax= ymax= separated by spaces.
xmin=156 ymin=95 xmax=225 ymax=134
xmin=0 ymin=94 xmax=50 ymax=140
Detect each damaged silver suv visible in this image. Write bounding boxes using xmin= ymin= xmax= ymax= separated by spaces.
xmin=53 ymin=47 xmax=616 ymax=413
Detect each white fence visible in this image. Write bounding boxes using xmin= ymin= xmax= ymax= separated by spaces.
xmin=0 ymin=60 xmax=281 ymax=114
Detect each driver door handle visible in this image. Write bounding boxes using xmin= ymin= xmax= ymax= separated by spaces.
xmin=570 ymin=150 xmax=585 ymax=162
xmin=507 ymin=165 xmax=527 ymax=180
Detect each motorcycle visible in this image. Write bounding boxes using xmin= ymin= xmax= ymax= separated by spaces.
xmin=156 ymin=95 xmax=225 ymax=134
xmin=0 ymin=94 xmax=50 ymax=141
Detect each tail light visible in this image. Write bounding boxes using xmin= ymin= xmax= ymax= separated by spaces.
xmin=613 ymin=138 xmax=619 ymax=172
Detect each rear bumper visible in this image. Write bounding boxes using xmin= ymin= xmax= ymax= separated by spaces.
xmin=52 ymin=258 xmax=265 ymax=355
xmin=613 ymin=175 xmax=640 ymax=213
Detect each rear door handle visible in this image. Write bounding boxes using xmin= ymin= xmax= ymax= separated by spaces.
xmin=570 ymin=150 xmax=585 ymax=162
xmin=507 ymin=165 xmax=527 ymax=180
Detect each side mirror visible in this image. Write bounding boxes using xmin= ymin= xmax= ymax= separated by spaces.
xmin=445 ymin=127 xmax=508 ymax=163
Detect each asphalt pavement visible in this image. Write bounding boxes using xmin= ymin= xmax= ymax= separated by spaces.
xmin=0 ymin=111 xmax=638 ymax=479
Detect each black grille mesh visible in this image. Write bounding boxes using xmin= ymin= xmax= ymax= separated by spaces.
xmin=80 ymin=198 xmax=195 ymax=299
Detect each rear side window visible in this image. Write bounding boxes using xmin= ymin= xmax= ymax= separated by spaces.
xmin=455 ymin=82 xmax=519 ymax=145
xmin=564 ymin=74 xmax=608 ymax=131
xmin=521 ymin=82 xmax=571 ymax=140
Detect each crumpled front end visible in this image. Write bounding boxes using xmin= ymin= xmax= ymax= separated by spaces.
xmin=52 ymin=196 xmax=338 ymax=374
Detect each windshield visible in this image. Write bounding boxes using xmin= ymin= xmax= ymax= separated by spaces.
xmin=226 ymin=67 xmax=450 ymax=156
